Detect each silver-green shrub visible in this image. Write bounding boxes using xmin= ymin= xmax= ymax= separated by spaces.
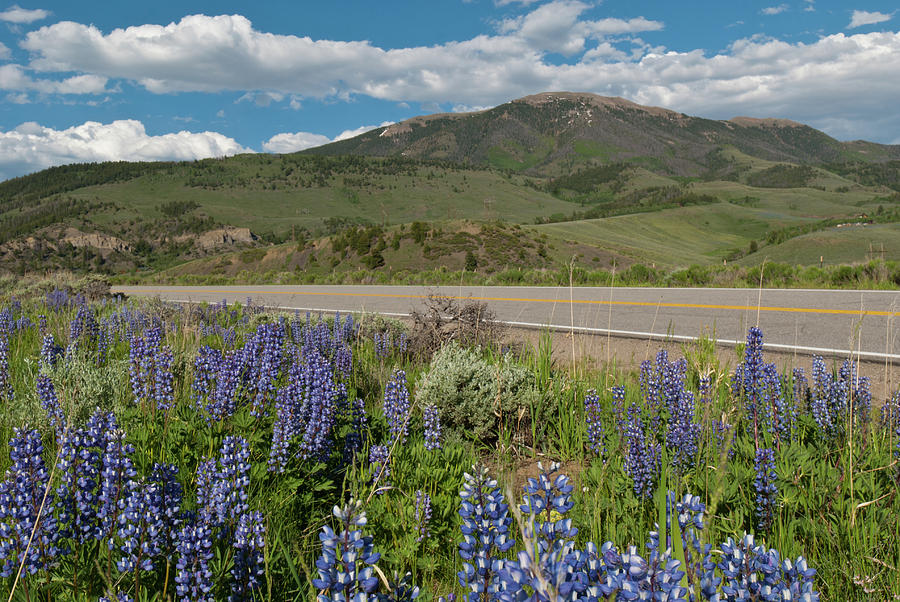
xmin=415 ymin=342 xmax=536 ymax=442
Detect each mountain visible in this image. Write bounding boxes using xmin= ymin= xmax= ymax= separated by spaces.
xmin=304 ymin=91 xmax=900 ymax=176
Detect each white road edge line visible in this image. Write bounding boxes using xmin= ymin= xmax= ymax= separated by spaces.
xmin=165 ymin=298 xmax=900 ymax=362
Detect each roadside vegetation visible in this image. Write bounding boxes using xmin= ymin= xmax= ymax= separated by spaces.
xmin=0 ymin=288 xmax=896 ymax=600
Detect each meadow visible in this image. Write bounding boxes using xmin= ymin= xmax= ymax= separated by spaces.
xmin=0 ymin=290 xmax=897 ymax=601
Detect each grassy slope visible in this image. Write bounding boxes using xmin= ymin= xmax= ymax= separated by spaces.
xmin=68 ymin=156 xmax=574 ymax=236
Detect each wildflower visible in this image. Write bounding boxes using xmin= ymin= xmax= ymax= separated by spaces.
xmin=313 ymin=500 xmax=380 ymax=599
xmin=383 ymin=369 xmax=411 ymax=444
xmin=753 ymin=448 xmax=778 ymax=533
xmin=414 ymin=490 xmax=432 ymax=543
xmin=583 ymin=389 xmax=605 ymax=459
xmin=423 ymin=404 xmax=442 ymax=451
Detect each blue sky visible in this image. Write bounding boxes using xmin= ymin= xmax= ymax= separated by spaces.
xmin=0 ymin=0 xmax=898 ymax=179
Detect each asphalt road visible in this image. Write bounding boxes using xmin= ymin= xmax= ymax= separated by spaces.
xmin=113 ymin=285 xmax=900 ymax=360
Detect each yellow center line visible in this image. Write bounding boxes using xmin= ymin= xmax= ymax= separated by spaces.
xmin=123 ymin=288 xmax=900 ymax=318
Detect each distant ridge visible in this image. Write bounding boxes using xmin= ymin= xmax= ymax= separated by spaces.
xmin=304 ymin=91 xmax=900 ymax=176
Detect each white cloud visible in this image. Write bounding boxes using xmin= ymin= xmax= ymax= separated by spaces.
xmin=16 ymin=10 xmax=900 ymax=142
xmin=0 ymin=4 xmax=48 ymax=23
xmin=848 ymin=10 xmax=893 ymax=29
xmin=0 ymin=63 xmax=108 ymax=94
xmin=495 ymin=0 xmax=542 ymax=5
xmin=804 ymin=1 xmax=815 ymax=12
xmin=262 ymin=131 xmax=331 ymax=153
xmin=262 ymin=121 xmax=394 ymax=154
xmin=761 ymin=5 xmax=788 ymax=15
xmin=0 ymin=41 xmax=9 ymax=60
xmin=0 ymin=119 xmax=251 ymax=180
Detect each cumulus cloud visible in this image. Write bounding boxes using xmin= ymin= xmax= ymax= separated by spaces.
xmin=761 ymin=5 xmax=788 ymax=15
xmin=262 ymin=121 xmax=394 ymax=154
xmin=261 ymin=131 xmax=330 ymax=153
xmin=0 ymin=41 xmax=10 ymax=60
xmin=0 ymin=4 xmax=48 ymax=23
xmin=848 ymin=10 xmax=893 ymax=28
xmin=0 ymin=119 xmax=251 ymax=180
xmin=0 ymin=63 xmax=108 ymax=94
xmin=16 ymin=9 xmax=900 ymax=142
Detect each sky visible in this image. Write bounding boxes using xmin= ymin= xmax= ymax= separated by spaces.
xmin=0 ymin=0 xmax=898 ymax=180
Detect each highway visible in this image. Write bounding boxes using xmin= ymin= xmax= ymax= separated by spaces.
xmin=113 ymin=285 xmax=900 ymax=360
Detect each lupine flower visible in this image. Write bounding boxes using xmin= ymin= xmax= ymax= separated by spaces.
xmin=343 ymin=397 xmax=368 ymax=463
xmin=313 ymin=500 xmax=381 ymax=600
xmin=116 ymin=478 xmax=165 ymax=574
xmin=753 ymin=448 xmax=778 ymax=533
xmin=665 ymin=384 xmax=700 ymax=471
xmin=611 ymin=385 xmax=627 ymax=435
xmin=129 ymin=327 xmax=175 ymax=412
xmin=174 ymin=517 xmax=215 ymax=602
xmin=36 ymin=375 xmax=65 ymax=439
xmin=583 ymin=389 xmax=605 ymax=459
xmin=244 ymin=322 xmax=285 ymax=417
xmin=150 ymin=463 xmax=183 ymax=560
xmin=414 ymin=490 xmax=432 ymax=543
xmin=457 ymin=464 xmax=514 ymax=599
xmin=98 ymin=421 xmax=138 ymax=545
xmin=209 ymin=436 xmax=251 ymax=535
xmin=719 ymin=534 xmax=818 ymax=601
xmin=369 ymin=445 xmax=391 ymax=494
xmin=423 ymin=404 xmax=442 ymax=451
xmin=0 ymin=429 xmax=61 ymax=577
xmin=39 ymin=334 xmax=64 ymax=372
xmin=809 ymin=356 xmax=871 ymax=442
xmin=230 ymin=510 xmax=265 ymax=602
xmin=55 ymin=412 xmax=105 ymax=543
xmin=0 ymin=331 xmax=12 ymax=404
xmin=624 ymin=404 xmax=661 ymax=500
xmin=383 ymin=369 xmax=411 ymax=444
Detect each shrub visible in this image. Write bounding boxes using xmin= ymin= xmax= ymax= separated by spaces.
xmin=415 ymin=342 xmax=537 ymax=442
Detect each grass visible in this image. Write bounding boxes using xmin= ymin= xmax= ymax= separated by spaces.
xmin=0 ymin=290 xmax=897 ymax=600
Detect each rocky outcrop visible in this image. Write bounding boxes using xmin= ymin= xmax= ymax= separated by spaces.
xmin=195 ymin=226 xmax=256 ymax=249
xmin=62 ymin=228 xmax=131 ymax=253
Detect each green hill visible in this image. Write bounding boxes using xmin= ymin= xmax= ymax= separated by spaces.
xmin=3 ymin=91 xmax=900 ymax=282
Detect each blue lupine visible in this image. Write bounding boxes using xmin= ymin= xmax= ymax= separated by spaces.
xmin=244 ymin=322 xmax=285 ymax=417
xmin=457 ymin=464 xmax=514 ymax=600
xmin=150 ymin=463 xmax=183 ymax=559
xmin=423 ymin=403 xmax=442 ymax=451
xmin=624 ymin=404 xmax=661 ymax=499
xmin=369 ymin=445 xmax=391 ymax=494
xmin=0 ymin=331 xmax=12 ymax=404
xmin=732 ymin=327 xmax=766 ymax=440
xmin=39 ymin=333 xmax=63 ymax=372
xmin=55 ymin=412 xmax=105 ymax=543
xmin=0 ymin=429 xmax=61 ymax=577
xmin=383 ymin=369 xmax=411 ymax=444
xmin=98 ymin=421 xmax=138 ymax=545
xmin=116 ymin=479 xmax=165 ymax=575
xmin=674 ymin=493 xmax=719 ymax=601
xmin=414 ymin=490 xmax=432 ymax=543
xmin=665 ymin=384 xmax=700 ymax=471
xmin=753 ymin=448 xmax=778 ymax=533
xmin=36 ymin=375 xmax=65 ymax=439
xmin=209 ymin=436 xmax=251 ymax=535
xmin=313 ymin=500 xmax=381 ymax=600
xmin=584 ymin=389 xmax=605 ymax=458
xmin=719 ymin=534 xmax=818 ymax=602
xmin=230 ymin=510 xmax=265 ymax=602
xmin=174 ymin=517 xmax=215 ymax=602
xmin=809 ymin=356 xmax=871 ymax=441
xmin=129 ymin=327 xmax=175 ymax=412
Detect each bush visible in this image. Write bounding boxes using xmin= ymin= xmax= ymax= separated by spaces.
xmin=415 ymin=342 xmax=537 ymax=442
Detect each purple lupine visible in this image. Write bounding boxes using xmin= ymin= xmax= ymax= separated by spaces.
xmin=423 ymin=403 xmax=442 ymax=451
xmin=0 ymin=330 xmax=12 ymax=404
xmin=810 ymin=356 xmax=871 ymax=441
xmin=244 ymin=322 xmax=285 ymax=417
xmin=374 ymin=331 xmax=391 ymax=360
xmin=129 ymin=327 xmax=175 ymax=412
xmin=583 ymin=389 xmax=605 ymax=459
xmin=39 ymin=333 xmax=63 ymax=372
xmin=211 ymin=437 xmax=251 ymax=532
xmin=230 ymin=510 xmax=265 ymax=602
xmin=733 ymin=327 xmax=766 ymax=439
xmin=313 ymin=500 xmax=380 ymax=599
xmin=792 ymin=368 xmax=808 ymax=412
xmin=116 ymin=479 xmax=165 ymax=575
xmin=98 ymin=421 xmax=138 ymax=546
xmin=342 ymin=396 xmax=368 ymax=464
xmin=174 ymin=518 xmax=215 ymax=602
xmin=383 ymin=369 xmax=411 ymax=444
xmin=719 ymin=534 xmax=818 ymax=601
xmin=55 ymin=412 xmax=105 ymax=543
xmin=664 ymin=383 xmax=700 ymax=471
xmin=754 ymin=448 xmax=778 ymax=533
xmin=369 ymin=445 xmax=391 ymax=494
xmin=624 ymin=404 xmax=661 ymax=500
xmin=457 ymin=464 xmax=514 ymax=599
xmin=0 ymin=429 xmax=61 ymax=577
xmin=150 ymin=463 xmax=183 ymax=560
xmin=414 ymin=490 xmax=432 ymax=543
xmin=36 ymin=375 xmax=65 ymax=439
xmin=611 ymin=385 xmax=627 ymax=435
